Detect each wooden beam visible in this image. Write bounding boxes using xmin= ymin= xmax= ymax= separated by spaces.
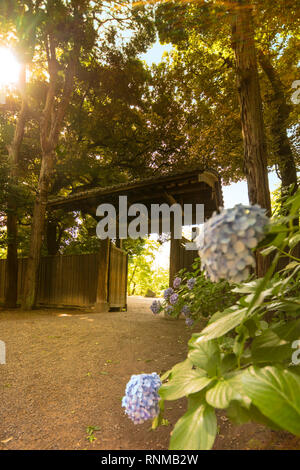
xmin=169 ymin=236 xmax=182 ymax=287
xmin=163 ymin=191 xmax=177 ymax=206
xmin=94 ymin=238 xmax=110 ymax=312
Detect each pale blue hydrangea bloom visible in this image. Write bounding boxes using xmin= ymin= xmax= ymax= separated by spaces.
xmin=196 ymin=204 xmax=269 ymax=283
xmin=164 ymin=287 xmax=174 ymax=300
xmin=187 ymin=278 xmax=196 ymax=290
xmin=169 ymin=293 xmax=179 ymax=305
xmin=173 ymin=277 xmax=182 ymax=289
xmin=150 ymin=300 xmax=161 ymax=315
xmin=122 ymin=373 xmax=162 ymax=425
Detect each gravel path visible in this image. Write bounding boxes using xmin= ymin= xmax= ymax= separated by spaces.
xmin=0 ymin=297 xmax=299 ymax=450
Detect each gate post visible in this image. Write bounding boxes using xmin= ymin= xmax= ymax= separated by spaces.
xmin=95 ymin=238 xmax=110 ymax=312
xmin=169 ymin=237 xmax=181 ymax=287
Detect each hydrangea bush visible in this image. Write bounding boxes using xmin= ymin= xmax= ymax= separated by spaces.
xmin=123 ymin=192 xmax=300 ymax=450
xmin=150 ymin=262 xmax=238 ymax=326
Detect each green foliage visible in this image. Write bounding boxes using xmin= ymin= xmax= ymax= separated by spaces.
xmin=155 ymin=189 xmax=300 ymax=450
xmin=127 ymin=238 xmax=168 ymax=296
xmin=154 ymin=0 xmax=300 ymax=182
xmin=86 ymin=425 xmax=100 ymax=443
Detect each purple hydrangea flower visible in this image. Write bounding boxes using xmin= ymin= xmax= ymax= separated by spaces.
xmin=150 ymin=300 xmax=161 ymax=315
xmin=169 ymin=293 xmax=179 ymax=305
xmin=181 ymin=305 xmax=190 ymax=316
xmin=173 ymin=277 xmax=182 ymax=289
xmin=122 ymin=373 xmax=162 ymax=425
xmin=165 ymin=305 xmax=174 ymax=315
xmin=196 ymin=204 xmax=269 ymax=283
xmin=185 ymin=317 xmax=194 ymax=327
xmin=164 ymin=287 xmax=174 ymax=300
xmin=187 ymin=278 xmax=196 ymax=290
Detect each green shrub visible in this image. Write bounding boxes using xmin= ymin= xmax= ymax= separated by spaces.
xmin=156 ymin=263 xmax=239 ymax=325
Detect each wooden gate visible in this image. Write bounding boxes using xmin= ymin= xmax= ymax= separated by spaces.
xmin=0 ymin=246 xmax=128 ymax=310
xmin=169 ymin=237 xmax=199 ymax=286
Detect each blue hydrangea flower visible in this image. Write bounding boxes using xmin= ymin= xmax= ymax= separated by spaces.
xmin=185 ymin=317 xmax=194 ymax=327
xmin=150 ymin=300 xmax=161 ymax=315
xmin=187 ymin=278 xmax=196 ymax=290
xmin=165 ymin=305 xmax=174 ymax=315
xmin=122 ymin=373 xmax=162 ymax=425
xmin=169 ymin=293 xmax=179 ymax=305
xmin=164 ymin=287 xmax=174 ymax=300
xmin=181 ymin=305 xmax=190 ymax=316
xmin=173 ymin=277 xmax=182 ymax=289
xmin=196 ymin=204 xmax=269 ymax=283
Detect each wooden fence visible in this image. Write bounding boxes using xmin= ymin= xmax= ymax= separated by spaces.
xmin=0 ymin=246 xmax=127 ymax=310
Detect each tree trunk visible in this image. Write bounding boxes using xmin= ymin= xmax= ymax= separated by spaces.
xmin=258 ymin=50 xmax=298 ymax=194
xmin=231 ymin=1 xmax=271 ymax=277
xmin=5 ymin=212 xmax=19 ymax=308
xmin=129 ymin=264 xmax=137 ymax=294
xmin=5 ymin=65 xmax=27 ymax=308
xmin=21 ymin=152 xmax=56 ymax=310
xmin=259 ymin=50 xmax=299 ymax=261
xmin=21 ymin=35 xmax=77 ymax=310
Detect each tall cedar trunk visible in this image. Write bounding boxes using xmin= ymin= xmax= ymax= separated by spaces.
xmin=231 ymin=1 xmax=271 ymax=277
xmin=21 ymin=35 xmax=77 ymax=310
xmin=258 ymin=51 xmax=298 ymax=194
xmin=258 ymin=51 xmax=299 ymax=261
xmin=4 ymin=65 xmax=27 ymax=308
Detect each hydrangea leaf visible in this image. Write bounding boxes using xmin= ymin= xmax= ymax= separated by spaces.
xmin=170 ymin=399 xmax=217 ymax=450
xmin=188 ymin=340 xmax=220 ymax=377
xmin=159 ymin=368 xmax=213 ymax=401
xmin=251 ymin=319 xmax=300 ymax=364
xmin=195 ymin=307 xmax=247 ymax=341
xmin=160 ymin=358 xmax=193 ymax=381
xmin=206 ymin=378 xmax=243 ymax=409
xmin=241 ymin=366 xmax=300 ymax=436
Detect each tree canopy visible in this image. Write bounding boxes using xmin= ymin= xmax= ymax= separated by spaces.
xmin=0 ymin=0 xmax=299 ymax=307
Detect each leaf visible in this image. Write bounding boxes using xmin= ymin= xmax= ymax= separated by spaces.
xmin=207 ymin=309 xmax=229 ymax=324
xmin=289 ymin=234 xmax=300 ymax=250
xmin=196 ymin=308 xmax=247 ymax=342
xmin=188 ymin=340 xmax=220 ymax=377
xmin=226 ymin=401 xmax=252 ymax=425
xmin=152 ymin=399 xmax=165 ymax=430
xmin=220 ymin=353 xmax=237 ymax=375
xmin=251 ymin=319 xmax=300 ymax=364
xmin=226 ymin=402 xmax=282 ymax=430
xmin=159 ymin=368 xmax=213 ymax=401
xmin=242 ymin=366 xmax=300 ymax=436
xmin=282 ymin=261 xmax=299 ymax=271
xmin=205 ymin=378 xmax=242 ymax=409
xmin=160 ymin=358 xmax=193 ymax=381
xmin=260 ymin=245 xmax=278 ymax=256
xmin=170 ymin=398 xmax=217 ymax=450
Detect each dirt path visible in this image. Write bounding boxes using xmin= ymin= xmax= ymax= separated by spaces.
xmin=0 ymin=297 xmax=299 ymax=450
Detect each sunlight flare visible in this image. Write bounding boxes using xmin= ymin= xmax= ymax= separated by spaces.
xmin=0 ymin=47 xmax=21 ymax=87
